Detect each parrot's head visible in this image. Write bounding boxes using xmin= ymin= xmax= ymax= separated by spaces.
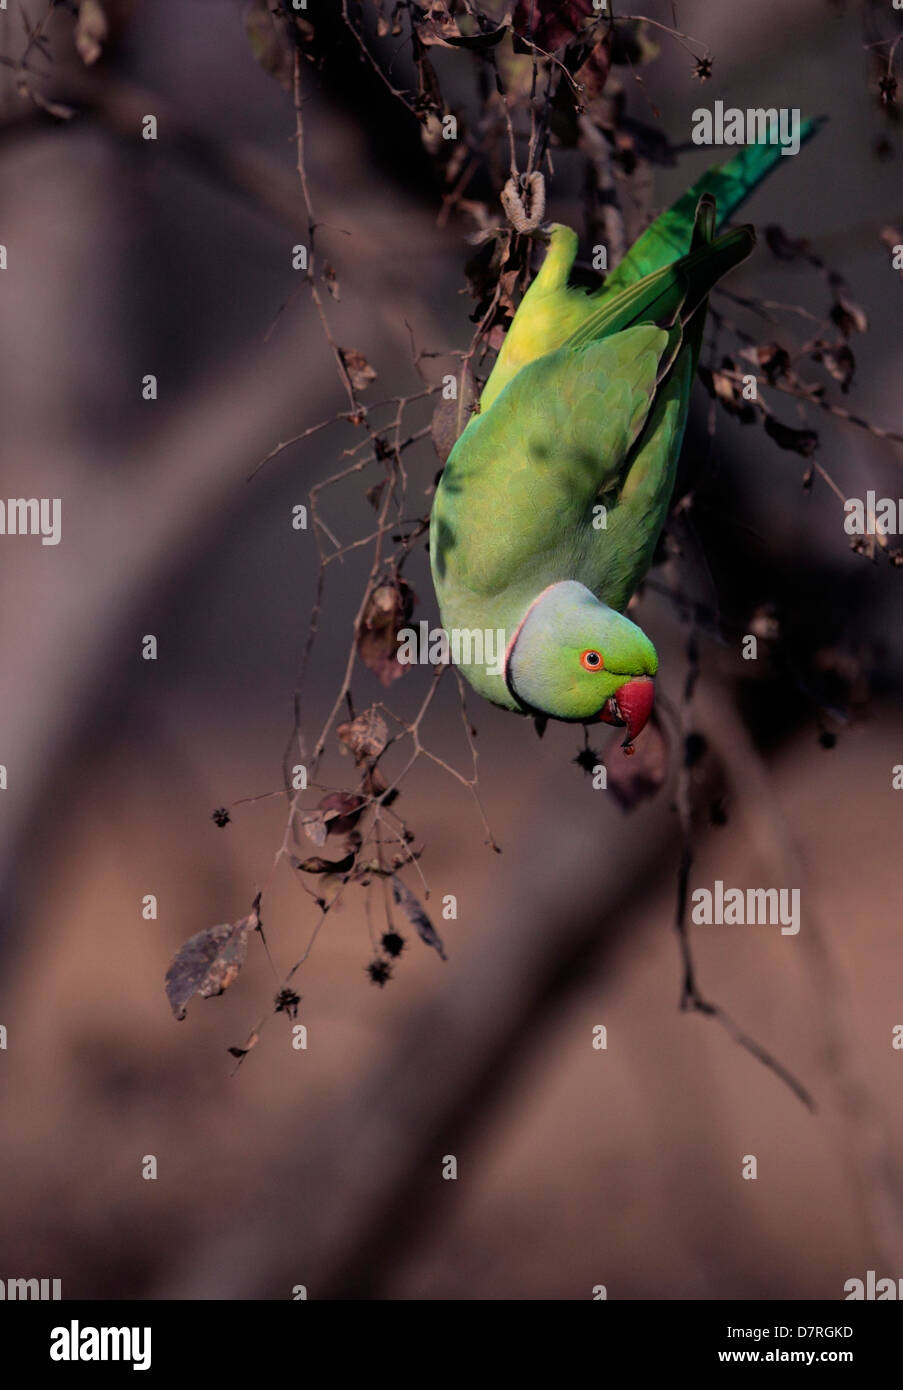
xmin=504 ymin=581 xmax=657 ymax=744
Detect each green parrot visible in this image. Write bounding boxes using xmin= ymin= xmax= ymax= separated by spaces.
xmin=430 ymin=129 xmax=818 ymax=746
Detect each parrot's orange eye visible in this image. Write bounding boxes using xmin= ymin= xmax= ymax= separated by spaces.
xmin=580 ymin=649 xmax=604 ymax=671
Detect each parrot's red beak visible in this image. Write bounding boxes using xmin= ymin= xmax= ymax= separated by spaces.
xmin=598 ymin=676 xmax=654 ymax=748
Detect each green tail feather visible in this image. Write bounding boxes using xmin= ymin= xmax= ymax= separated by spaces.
xmin=601 ymin=116 xmax=824 ymax=297
xmin=683 ymin=194 xmax=720 ymax=374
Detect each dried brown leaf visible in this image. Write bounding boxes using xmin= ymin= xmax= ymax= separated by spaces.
xmin=391 ymin=876 xmax=447 ymax=960
xmin=317 ymin=791 xmax=365 ymax=834
xmin=227 ymin=1030 xmax=259 ymax=1060
xmin=417 ymin=17 xmax=508 ymax=50
xmin=830 ymin=294 xmax=868 ymax=338
xmin=763 ymin=415 xmax=819 ymax=457
xmin=574 ymin=36 xmax=612 ymax=106
xmin=740 ymin=343 xmax=791 ymax=384
xmin=411 ymin=32 xmax=443 ymax=117
xmin=165 ymin=897 xmax=260 ymax=1020
xmin=339 ymin=348 xmax=377 ymax=392
xmin=356 ymin=580 xmax=414 ymax=686
xmin=431 ymin=366 xmax=478 ymax=465
xmin=75 ymin=0 xmax=108 ymax=65
xmin=811 ymin=339 xmax=855 ymax=393
xmin=764 ymin=224 xmax=813 ymax=263
xmin=698 ymin=362 xmax=757 ymax=424
xmin=337 ymin=707 xmax=389 ymax=763
xmin=294 ymin=852 xmax=356 ymax=875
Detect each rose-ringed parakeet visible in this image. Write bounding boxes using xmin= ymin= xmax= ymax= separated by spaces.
xmin=430 ymin=128 xmax=818 ymax=747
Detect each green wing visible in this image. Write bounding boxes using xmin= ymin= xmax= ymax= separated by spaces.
xmin=479 ymin=123 xmax=821 ymax=413
xmin=431 ymin=324 xmax=676 ymax=602
xmin=479 ymin=218 xmax=751 ymax=413
xmin=434 ymin=203 xmax=752 ymax=619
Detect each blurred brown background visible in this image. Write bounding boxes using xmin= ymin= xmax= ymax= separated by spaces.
xmin=0 ymin=0 xmax=902 ymax=1299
